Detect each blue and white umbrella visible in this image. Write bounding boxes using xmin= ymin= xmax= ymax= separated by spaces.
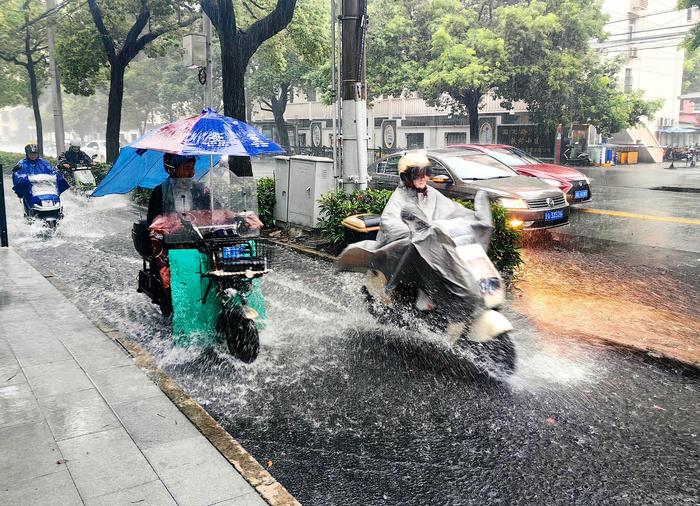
xmin=92 ymin=108 xmax=284 ymax=197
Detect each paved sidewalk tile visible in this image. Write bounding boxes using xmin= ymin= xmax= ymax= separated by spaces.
xmin=0 ymin=382 xmax=42 ymax=429
xmin=90 ymin=364 xmax=163 ymax=405
xmin=84 ymin=480 xmax=176 ymax=506
xmin=24 ymin=359 xmax=93 ymax=399
xmin=0 ymin=421 xmax=64 ymax=487
xmin=113 ymin=395 xmax=201 ymax=450
xmin=61 ymin=337 xmax=134 ymax=373
xmin=10 ymin=337 xmax=73 ymax=367
xmin=143 ymin=436 xmax=258 ymax=506
xmin=0 ymin=469 xmax=82 ymax=506
xmin=58 ymin=427 xmax=158 ymax=499
xmin=212 ymin=492 xmax=268 ymax=506
xmin=38 ymin=388 xmax=121 ymax=441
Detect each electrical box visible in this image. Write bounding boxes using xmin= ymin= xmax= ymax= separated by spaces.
xmin=275 ymin=156 xmax=335 ymax=228
xmin=274 ymin=156 xmax=290 ymax=224
xmin=182 ymin=33 xmax=206 ymax=68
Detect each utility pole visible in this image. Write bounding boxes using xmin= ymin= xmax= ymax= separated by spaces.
xmin=330 ymin=0 xmax=338 ymax=177
xmin=46 ymin=0 xmax=65 ymax=155
xmin=340 ymin=0 xmax=368 ymax=192
xmin=203 ymin=13 xmax=213 ymax=109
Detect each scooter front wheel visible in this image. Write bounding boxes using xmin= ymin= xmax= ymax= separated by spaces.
xmin=463 ymin=332 xmax=516 ymax=374
xmin=219 ymin=310 xmax=260 ymax=363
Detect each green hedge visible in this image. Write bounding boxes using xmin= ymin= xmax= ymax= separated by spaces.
xmin=317 ymin=189 xmax=394 ymax=244
xmin=318 ymin=189 xmax=523 ymax=276
xmin=256 ymin=177 xmax=275 ymax=228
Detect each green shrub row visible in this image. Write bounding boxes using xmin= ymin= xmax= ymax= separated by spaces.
xmin=317 ymin=189 xmax=393 ymax=244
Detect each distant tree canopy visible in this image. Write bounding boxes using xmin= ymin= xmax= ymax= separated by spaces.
xmin=367 ymin=0 xmax=661 ymax=138
xmin=246 ymin=0 xmax=329 ymax=147
xmin=0 ymin=0 xmax=50 ymax=153
xmin=57 ymin=0 xmax=198 ymax=161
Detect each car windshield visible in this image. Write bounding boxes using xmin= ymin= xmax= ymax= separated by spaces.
xmin=443 ymin=154 xmax=517 ymax=180
xmin=488 ymin=147 xmax=541 ymax=166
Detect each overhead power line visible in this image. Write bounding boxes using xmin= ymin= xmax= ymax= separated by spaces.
xmin=604 ymin=8 xmax=684 ymax=25
xmin=605 ymin=23 xmax=697 ymax=38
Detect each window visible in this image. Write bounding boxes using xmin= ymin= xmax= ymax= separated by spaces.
xmin=429 ymin=158 xmax=450 ymax=178
xmin=624 ymin=68 xmax=633 ymax=92
xmin=688 ymin=8 xmax=693 ymax=22
xmin=445 ymin=132 xmax=467 ymax=146
xmin=298 ymin=133 xmax=307 ymax=146
xmin=489 ymin=147 xmax=541 ymax=166
xmin=385 ymin=155 xmax=400 ymax=175
xmin=306 ymin=88 xmax=317 ymax=102
xmin=443 ymin=154 xmax=516 ymax=180
xmin=406 ymin=133 xmax=424 ymax=149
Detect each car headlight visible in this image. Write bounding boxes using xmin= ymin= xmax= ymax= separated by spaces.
xmin=541 ymin=178 xmax=560 ymax=186
xmin=498 ymin=197 xmax=527 ymax=209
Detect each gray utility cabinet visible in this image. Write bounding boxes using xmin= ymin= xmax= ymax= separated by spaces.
xmin=274 ymin=155 xmax=336 ymax=228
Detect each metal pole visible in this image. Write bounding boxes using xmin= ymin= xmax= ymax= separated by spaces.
xmin=340 ymin=0 xmax=368 ymax=192
xmin=0 ymin=165 xmax=9 ymax=247
xmin=46 ymin=0 xmax=65 ymax=156
xmin=203 ymin=13 xmax=214 ymax=109
xmin=330 ymin=0 xmax=338 ymax=179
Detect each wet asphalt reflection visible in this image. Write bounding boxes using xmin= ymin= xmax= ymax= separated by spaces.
xmin=3 ymin=185 xmax=699 ymax=505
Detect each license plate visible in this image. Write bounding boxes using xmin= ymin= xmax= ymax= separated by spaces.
xmin=544 ymin=210 xmax=564 ymax=221
xmin=574 ymin=189 xmax=588 ymax=199
xmin=222 ymin=245 xmax=248 ymax=259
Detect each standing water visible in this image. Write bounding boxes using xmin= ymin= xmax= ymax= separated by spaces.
xmin=3 ymin=179 xmax=698 ymax=505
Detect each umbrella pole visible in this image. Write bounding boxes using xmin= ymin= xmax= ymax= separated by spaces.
xmin=209 ymin=155 xmax=214 ymax=212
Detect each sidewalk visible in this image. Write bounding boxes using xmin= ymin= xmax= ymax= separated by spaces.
xmin=0 ymin=247 xmax=268 ymax=506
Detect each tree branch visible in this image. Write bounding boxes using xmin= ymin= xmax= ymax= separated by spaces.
xmin=0 ymin=52 xmax=27 ymax=68
xmin=87 ymin=0 xmax=116 ymax=62
xmin=244 ymin=0 xmax=297 ymax=57
xmin=201 ymin=0 xmax=222 ymax=30
xmin=242 ymin=2 xmax=259 ymax=21
xmin=124 ymin=0 xmax=151 ymax=54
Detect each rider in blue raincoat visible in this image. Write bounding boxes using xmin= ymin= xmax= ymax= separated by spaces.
xmin=12 ymin=144 xmax=70 ymax=213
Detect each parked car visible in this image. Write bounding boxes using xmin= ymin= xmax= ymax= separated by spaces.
xmin=369 ymin=149 xmax=570 ymax=231
xmin=447 ymin=144 xmax=592 ymax=204
xmin=82 ymin=140 xmax=107 ymax=163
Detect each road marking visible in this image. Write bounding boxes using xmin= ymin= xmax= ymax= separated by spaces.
xmin=579 ymin=208 xmax=700 ymax=225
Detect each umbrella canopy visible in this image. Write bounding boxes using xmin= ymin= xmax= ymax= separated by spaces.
xmin=130 ymin=108 xmax=285 ymax=156
xmin=92 ymin=109 xmax=285 ymax=197
xmin=92 ymin=147 xmax=220 ymax=197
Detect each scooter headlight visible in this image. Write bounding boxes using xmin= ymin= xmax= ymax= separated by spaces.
xmin=479 ymin=277 xmax=501 ymax=295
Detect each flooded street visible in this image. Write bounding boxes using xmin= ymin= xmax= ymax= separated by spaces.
xmin=3 ymin=180 xmax=699 ymax=505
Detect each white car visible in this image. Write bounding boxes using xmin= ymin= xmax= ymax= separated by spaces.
xmin=82 ymin=140 xmax=107 ymax=162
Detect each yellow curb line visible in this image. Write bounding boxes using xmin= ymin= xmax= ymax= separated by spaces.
xmin=579 ymin=208 xmax=700 ymax=225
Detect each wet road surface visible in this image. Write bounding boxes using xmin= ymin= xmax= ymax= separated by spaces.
xmin=2 ymin=175 xmax=699 ymax=505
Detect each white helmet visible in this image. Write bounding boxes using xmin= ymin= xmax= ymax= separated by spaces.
xmin=69 ymin=139 xmax=81 ymax=151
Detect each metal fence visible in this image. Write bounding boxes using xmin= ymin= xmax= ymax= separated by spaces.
xmin=284 ymin=146 xmax=401 ymax=163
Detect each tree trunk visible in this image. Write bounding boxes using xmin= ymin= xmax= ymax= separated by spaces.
xmin=106 ymin=62 xmax=125 ymax=163
xmin=464 ymin=91 xmax=482 ymax=143
xmin=26 ymin=59 xmax=43 ymax=156
xmin=271 ymin=83 xmax=290 ymax=148
xmin=220 ymin=34 xmax=253 ymax=176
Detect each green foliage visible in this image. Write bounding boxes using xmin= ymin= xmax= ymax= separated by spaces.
xmin=318 ymin=189 xmax=522 ymax=276
xmin=317 ymin=189 xmax=393 ymax=245
xmin=680 ymin=1 xmax=700 ymax=50
xmin=256 ymin=177 xmax=276 ymax=227
xmin=131 ymin=187 xmax=152 ymax=207
xmin=454 ymin=199 xmax=522 ymax=277
xmin=0 ymin=151 xmax=24 ymax=173
xmin=683 ymin=48 xmax=700 ymax=93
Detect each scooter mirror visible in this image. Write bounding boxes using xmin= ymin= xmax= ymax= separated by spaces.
xmin=431 ymin=175 xmax=451 ymax=184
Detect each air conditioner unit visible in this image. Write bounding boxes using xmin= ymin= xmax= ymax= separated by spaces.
xmin=630 ymin=0 xmax=648 ymax=13
xmin=628 ymin=47 xmax=639 ymax=59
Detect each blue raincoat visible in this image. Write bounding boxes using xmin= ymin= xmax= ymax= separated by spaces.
xmin=12 ymin=158 xmax=70 ymax=207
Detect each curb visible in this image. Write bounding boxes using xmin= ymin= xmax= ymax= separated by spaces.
xmin=19 ymin=253 xmax=300 ymax=506
xmin=268 ymin=239 xmax=699 ymax=371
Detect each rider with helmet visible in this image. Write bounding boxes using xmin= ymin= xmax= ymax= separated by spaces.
xmin=377 ymin=151 xmax=491 ymax=245
xmin=146 ymin=153 xmax=210 ymax=226
xmin=12 ymin=144 xmax=70 ymax=211
xmin=58 ymin=140 xmax=93 ymax=168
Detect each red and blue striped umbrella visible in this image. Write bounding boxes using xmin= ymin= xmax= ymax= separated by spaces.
xmin=130 ymin=108 xmax=285 ymax=156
